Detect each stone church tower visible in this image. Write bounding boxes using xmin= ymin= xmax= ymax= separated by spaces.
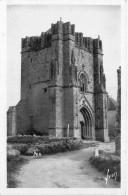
xmin=7 ymin=20 xmax=109 ymax=142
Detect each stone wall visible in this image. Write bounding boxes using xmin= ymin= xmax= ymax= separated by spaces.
xmin=115 ymin=67 xmax=121 ymax=153
xmin=108 ymin=110 xmax=116 ymax=137
xmin=28 ymin=83 xmax=49 ymax=132
xmin=16 ymin=100 xmax=30 ymax=135
xmin=93 ymin=36 xmax=109 ymax=142
xmin=28 ymin=48 xmax=51 ymax=85
xmin=21 ymin=46 xmax=52 ymax=134
xmin=7 ymin=106 xmax=16 ymax=136
xmin=107 ymin=96 xmax=117 ymax=138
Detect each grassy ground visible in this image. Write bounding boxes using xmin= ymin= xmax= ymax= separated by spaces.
xmin=89 ymin=151 xmax=121 ymax=182
xmin=7 ymin=156 xmax=28 ymax=188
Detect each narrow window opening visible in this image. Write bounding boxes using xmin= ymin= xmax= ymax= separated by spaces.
xmin=44 ymin=88 xmax=47 ymax=93
xmin=80 ymin=73 xmax=87 ymax=93
xmin=82 ymin=84 xmax=84 ymax=92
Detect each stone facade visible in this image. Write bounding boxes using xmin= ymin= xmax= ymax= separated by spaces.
xmin=7 ymin=20 xmax=109 ymax=142
xmin=7 ymin=106 xmax=16 ymax=136
xmin=107 ymin=97 xmax=117 ymax=138
xmin=115 ymin=67 xmax=121 ymax=153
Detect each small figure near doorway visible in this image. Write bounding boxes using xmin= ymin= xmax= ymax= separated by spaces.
xmin=80 ymin=121 xmax=85 ymax=139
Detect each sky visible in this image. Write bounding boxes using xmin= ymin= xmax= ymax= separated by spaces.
xmin=7 ymin=5 xmax=121 ymax=108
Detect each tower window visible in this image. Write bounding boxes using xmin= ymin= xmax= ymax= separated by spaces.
xmin=80 ymin=73 xmax=87 ymax=93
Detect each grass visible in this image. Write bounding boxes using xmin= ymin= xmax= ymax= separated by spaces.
xmin=89 ymin=153 xmax=121 ymax=182
xmin=7 ymin=156 xmax=28 ymax=188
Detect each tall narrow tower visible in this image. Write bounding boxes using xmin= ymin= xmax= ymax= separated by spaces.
xmin=93 ymin=36 xmax=109 ymax=142
xmin=48 ymin=21 xmax=64 ymax=137
xmin=7 ymin=20 xmax=109 ymax=142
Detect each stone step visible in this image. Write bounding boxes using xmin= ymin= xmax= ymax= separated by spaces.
xmin=82 ymin=140 xmax=100 ymax=148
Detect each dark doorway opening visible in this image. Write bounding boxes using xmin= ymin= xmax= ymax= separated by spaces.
xmin=80 ymin=107 xmax=92 ymax=139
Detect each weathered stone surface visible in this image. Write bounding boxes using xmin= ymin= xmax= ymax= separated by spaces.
xmin=7 ymin=107 xmax=16 ymax=136
xmin=115 ymin=67 xmax=121 ymax=153
xmin=7 ymin=20 xmax=109 ymax=142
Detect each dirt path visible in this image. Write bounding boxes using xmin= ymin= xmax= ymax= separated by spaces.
xmin=16 ymin=142 xmax=120 ymax=188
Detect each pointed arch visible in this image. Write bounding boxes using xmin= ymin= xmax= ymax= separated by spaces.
xmin=80 ymin=106 xmax=93 ymax=138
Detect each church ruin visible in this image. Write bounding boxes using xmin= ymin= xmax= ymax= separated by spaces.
xmin=7 ymin=19 xmax=109 ymax=142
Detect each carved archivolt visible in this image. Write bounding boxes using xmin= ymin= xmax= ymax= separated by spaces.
xmin=79 ymin=97 xmax=94 ymax=125
xmin=79 ymin=95 xmax=94 ymax=113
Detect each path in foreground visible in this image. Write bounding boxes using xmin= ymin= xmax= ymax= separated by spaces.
xmin=16 ymin=142 xmax=120 ymax=188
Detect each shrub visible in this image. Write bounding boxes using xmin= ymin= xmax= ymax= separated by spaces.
xmin=26 ymin=128 xmax=48 ymax=136
xmin=7 ymin=135 xmax=78 ymax=144
xmin=12 ymin=143 xmax=30 ymax=154
xmin=35 ymin=139 xmax=83 ymax=155
xmin=7 ymin=136 xmax=83 ymax=156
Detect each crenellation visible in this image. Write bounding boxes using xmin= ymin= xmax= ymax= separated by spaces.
xmin=22 ymin=33 xmax=52 ymax=51
xmin=57 ymin=21 xmax=63 ymax=34
xmin=44 ymin=33 xmax=52 ymax=47
xmin=75 ymin=35 xmax=94 ymax=53
xmin=22 ymin=21 xmax=96 ymax=54
xmin=93 ymin=37 xmax=103 ymax=54
xmin=22 ymin=36 xmax=30 ymax=48
xmin=51 ymin=23 xmax=58 ymax=35
xmin=41 ymin=32 xmax=45 ymax=48
xmin=75 ymin=33 xmax=78 ymax=44
xmin=63 ymin=22 xmax=71 ymax=35
xmin=79 ymin=33 xmax=83 ymax=47
xmin=71 ymin=24 xmax=75 ymax=35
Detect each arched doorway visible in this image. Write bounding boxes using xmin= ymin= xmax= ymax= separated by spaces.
xmin=80 ymin=107 xmax=93 ymax=139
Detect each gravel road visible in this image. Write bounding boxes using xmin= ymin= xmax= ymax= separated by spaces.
xmin=16 ymin=142 xmax=120 ymax=188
